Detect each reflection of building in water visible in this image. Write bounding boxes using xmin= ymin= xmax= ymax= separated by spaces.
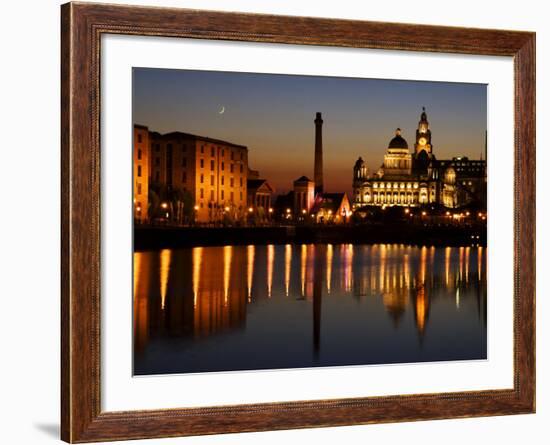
xmin=134 ymin=244 xmax=487 ymax=355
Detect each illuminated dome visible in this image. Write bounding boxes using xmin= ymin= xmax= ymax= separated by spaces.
xmin=388 ymin=128 xmax=409 ymax=149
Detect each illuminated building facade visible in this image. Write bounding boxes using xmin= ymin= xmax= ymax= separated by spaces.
xmin=133 ymin=125 xmax=150 ymax=222
xmin=352 ymin=108 xmax=486 ymax=209
xmin=135 ymin=125 xmax=248 ymax=223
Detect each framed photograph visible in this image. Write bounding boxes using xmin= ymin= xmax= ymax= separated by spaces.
xmin=61 ymin=2 xmax=535 ymax=442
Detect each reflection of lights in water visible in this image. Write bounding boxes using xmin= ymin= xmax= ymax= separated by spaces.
xmin=379 ymin=244 xmax=387 ymax=291
xmin=416 ymin=286 xmax=427 ymax=333
xmin=344 ymin=244 xmax=353 ymax=292
xmin=465 ymin=246 xmax=470 ymax=283
xmin=419 ymin=246 xmax=427 ymax=285
xmin=459 ymin=246 xmax=464 ymax=282
xmin=159 ymin=249 xmax=172 ymax=310
xmin=247 ymin=245 xmax=255 ymax=302
xmin=223 ymin=246 xmax=232 ymax=305
xmin=456 ymin=287 xmax=460 ymax=309
xmin=326 ymin=244 xmax=333 ymax=293
xmin=267 ymin=245 xmax=274 ymax=297
xmin=192 ymin=247 xmax=203 ymax=308
xmin=284 ymin=244 xmax=291 ymax=296
xmin=133 ymin=252 xmax=141 ymax=302
xmin=445 ymin=247 xmax=451 ymax=287
xmin=300 ymin=244 xmax=307 ymax=297
xmin=478 ymin=246 xmax=483 ymax=280
xmin=403 ymin=253 xmax=410 ymax=289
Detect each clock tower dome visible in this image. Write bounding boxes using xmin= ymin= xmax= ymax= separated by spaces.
xmin=414 ymin=107 xmax=433 ymax=158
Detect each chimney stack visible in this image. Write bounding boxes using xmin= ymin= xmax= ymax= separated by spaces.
xmin=314 ymin=112 xmax=324 ymax=195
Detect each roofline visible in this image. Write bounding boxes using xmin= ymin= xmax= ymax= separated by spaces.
xmin=142 ymin=127 xmax=247 ymax=150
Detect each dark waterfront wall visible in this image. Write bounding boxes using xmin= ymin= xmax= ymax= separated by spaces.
xmin=134 ymin=224 xmax=486 ymax=251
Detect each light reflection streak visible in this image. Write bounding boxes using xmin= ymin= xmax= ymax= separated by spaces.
xmin=284 ymin=244 xmax=291 ymax=296
xmin=192 ymin=247 xmax=203 ymax=308
xmin=223 ymin=246 xmax=232 ymax=305
xmin=247 ymin=245 xmax=255 ymax=302
xmin=326 ymin=244 xmax=333 ymax=293
xmin=159 ymin=249 xmax=172 ymax=310
xmin=267 ymin=245 xmax=275 ymax=297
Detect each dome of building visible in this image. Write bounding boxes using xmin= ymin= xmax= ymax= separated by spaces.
xmin=388 ymin=128 xmax=409 ymax=149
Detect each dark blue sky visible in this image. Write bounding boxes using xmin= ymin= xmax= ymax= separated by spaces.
xmin=133 ymin=68 xmax=486 ymax=194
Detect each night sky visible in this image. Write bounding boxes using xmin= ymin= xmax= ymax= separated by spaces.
xmin=133 ymin=68 xmax=487 ymax=195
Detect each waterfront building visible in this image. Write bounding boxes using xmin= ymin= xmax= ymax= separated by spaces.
xmin=311 ymin=193 xmax=352 ymax=224
xmin=135 ymin=125 xmax=248 ymax=223
xmin=352 ymin=108 xmax=486 ymax=209
xmin=247 ymin=179 xmax=274 ymax=220
xmin=133 ymin=125 xmax=150 ymax=222
xmin=293 ymin=176 xmax=316 ymax=215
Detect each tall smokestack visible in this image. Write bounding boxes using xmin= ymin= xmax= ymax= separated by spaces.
xmin=314 ymin=112 xmax=324 ymax=195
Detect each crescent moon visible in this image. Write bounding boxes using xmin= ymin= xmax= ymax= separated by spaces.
xmin=219 ymin=106 xmax=225 ymax=114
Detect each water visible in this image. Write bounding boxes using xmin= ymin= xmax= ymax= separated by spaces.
xmin=133 ymin=244 xmax=486 ymax=375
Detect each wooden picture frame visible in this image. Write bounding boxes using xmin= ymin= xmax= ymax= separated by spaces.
xmin=61 ymin=2 xmax=535 ymax=442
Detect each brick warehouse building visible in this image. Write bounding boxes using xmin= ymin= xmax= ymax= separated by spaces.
xmin=134 ymin=125 xmax=248 ymax=223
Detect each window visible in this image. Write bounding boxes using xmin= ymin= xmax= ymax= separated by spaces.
xmin=200 ymin=159 xmax=204 ymax=168
xmin=240 ymin=165 xmax=243 ymax=173
xmin=210 ymin=175 xmax=214 ymax=186
xmin=137 ymin=165 xmax=142 ymax=177
xmin=200 ymin=174 xmax=204 ymax=184
xmin=230 ymin=164 xmax=234 ymax=173
xmin=221 ymin=176 xmax=224 ymax=185
xmin=210 ymin=190 xmax=214 ymax=200
xmin=230 ymin=191 xmax=234 ymax=202
xmin=221 ymin=162 xmax=224 ymax=171
xmin=137 ymin=149 xmax=142 ymax=160
xmin=230 ymin=178 xmax=234 ymax=187
xmin=182 ymin=172 xmax=186 ymax=182
xmin=221 ymin=149 xmax=224 ymax=157
xmin=240 ymin=177 xmax=243 ymax=187
xmin=210 ymin=160 xmax=214 ymax=171
xmin=155 ymin=157 xmax=160 ymax=166
xmin=200 ymin=189 xmax=204 ymax=199
xmin=137 ymin=183 xmax=142 ymax=195
xmin=221 ymin=190 xmax=224 ymax=200
xmin=201 ymin=145 xmax=204 ymax=154
xmin=182 ymin=158 xmax=187 ymax=167
xmin=231 ymin=151 xmax=234 ymax=160
xmin=137 ymin=134 xmax=142 ymax=143
xmin=211 ymin=147 xmax=215 ymax=157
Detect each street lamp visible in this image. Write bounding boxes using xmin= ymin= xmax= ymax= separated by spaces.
xmin=161 ymin=202 xmax=168 ymax=209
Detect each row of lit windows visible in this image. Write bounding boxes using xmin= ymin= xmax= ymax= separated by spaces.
xmin=199 ymin=189 xmax=244 ymax=202
xmin=373 ymin=182 xmax=420 ymax=189
xmin=199 ymin=174 xmax=243 ymax=188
